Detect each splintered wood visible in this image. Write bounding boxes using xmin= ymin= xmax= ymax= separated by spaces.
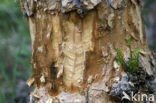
xmin=28 ymin=11 xmax=96 ymax=89
xmin=26 ymin=0 xmax=147 ymax=91
xmin=20 ymin=0 xmax=156 ymax=103
xmin=61 ymin=13 xmax=95 ymax=87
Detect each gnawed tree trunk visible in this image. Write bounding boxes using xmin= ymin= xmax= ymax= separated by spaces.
xmin=20 ymin=0 xmax=156 ymax=103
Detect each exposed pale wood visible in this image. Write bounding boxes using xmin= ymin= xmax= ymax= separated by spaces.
xmin=20 ymin=0 xmax=156 ymax=103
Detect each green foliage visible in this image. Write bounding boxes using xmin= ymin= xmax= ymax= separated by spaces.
xmin=116 ymin=49 xmax=124 ymax=66
xmin=0 ymin=90 xmax=7 ymax=103
xmin=0 ymin=0 xmax=32 ymax=103
xmin=116 ymin=38 xmax=141 ymax=73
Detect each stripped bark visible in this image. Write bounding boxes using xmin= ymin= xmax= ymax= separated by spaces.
xmin=20 ymin=0 xmax=156 ymax=103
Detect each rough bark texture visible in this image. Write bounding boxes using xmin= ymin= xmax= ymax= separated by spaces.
xmin=20 ymin=0 xmax=156 ymax=103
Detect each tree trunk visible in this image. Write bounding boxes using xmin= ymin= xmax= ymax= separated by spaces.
xmin=20 ymin=0 xmax=156 ymax=103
